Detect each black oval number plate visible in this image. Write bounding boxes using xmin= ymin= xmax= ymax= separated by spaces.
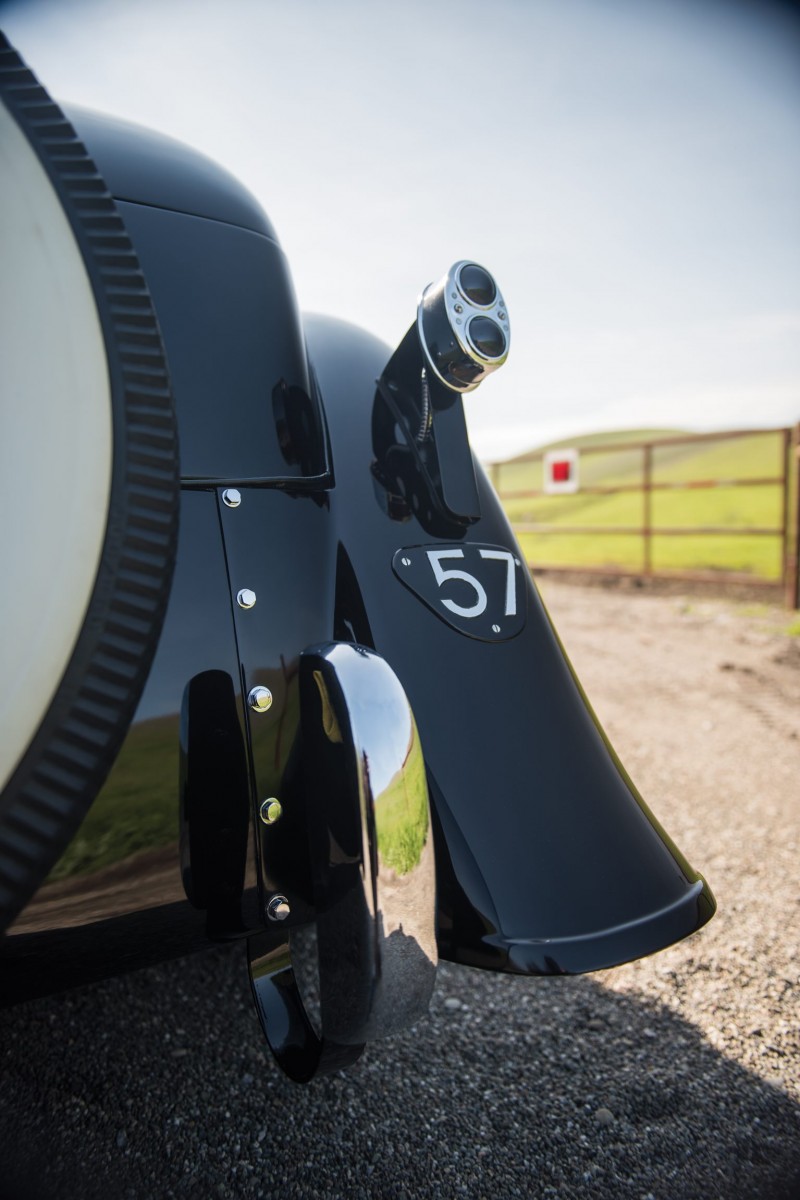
xmin=392 ymin=544 xmax=527 ymax=641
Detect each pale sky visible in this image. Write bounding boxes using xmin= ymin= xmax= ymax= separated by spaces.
xmin=2 ymin=0 xmax=799 ymax=460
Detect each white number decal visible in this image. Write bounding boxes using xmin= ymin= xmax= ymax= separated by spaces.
xmin=478 ymin=549 xmax=517 ymax=616
xmin=426 ymin=550 xmax=488 ymax=618
xmin=425 ymin=547 xmax=518 ymax=621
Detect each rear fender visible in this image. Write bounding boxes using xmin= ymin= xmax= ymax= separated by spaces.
xmin=305 ymin=314 xmax=715 ymax=976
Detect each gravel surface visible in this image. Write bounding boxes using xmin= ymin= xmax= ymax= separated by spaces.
xmin=1 ymin=581 xmax=798 ymax=1200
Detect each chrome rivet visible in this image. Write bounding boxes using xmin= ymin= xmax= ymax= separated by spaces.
xmin=454 ymin=303 xmax=464 ymax=314
xmin=222 ymin=488 xmax=241 ymax=508
xmin=401 ymin=556 xmax=411 ymax=566
xmin=260 ymin=798 xmax=282 ymax=825
xmin=492 ymin=624 xmax=501 ymax=633
xmin=498 ymin=310 xmax=506 ymax=321
xmin=267 ymin=895 xmax=291 ymax=922
xmin=248 ymin=686 xmax=273 ymax=713
xmin=237 ymin=588 xmax=257 ymax=609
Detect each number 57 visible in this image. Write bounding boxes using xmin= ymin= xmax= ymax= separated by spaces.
xmin=426 ymin=549 xmax=517 ymax=620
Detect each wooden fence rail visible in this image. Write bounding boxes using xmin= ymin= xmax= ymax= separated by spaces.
xmin=489 ymin=424 xmax=800 ymax=608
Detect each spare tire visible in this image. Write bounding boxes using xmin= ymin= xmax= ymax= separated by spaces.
xmin=0 ymin=33 xmax=180 ymax=933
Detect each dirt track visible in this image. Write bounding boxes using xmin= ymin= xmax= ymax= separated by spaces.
xmin=0 ymin=580 xmax=798 ymax=1200
xmin=537 ymin=579 xmax=800 ymax=1098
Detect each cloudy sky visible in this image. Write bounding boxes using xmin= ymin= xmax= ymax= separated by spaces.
xmin=2 ymin=0 xmax=799 ymax=459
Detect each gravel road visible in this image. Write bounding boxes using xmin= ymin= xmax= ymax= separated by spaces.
xmin=1 ymin=580 xmax=798 ymax=1200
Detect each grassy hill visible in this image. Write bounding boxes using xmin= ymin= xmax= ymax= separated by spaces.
xmin=491 ymin=427 xmax=789 ymax=581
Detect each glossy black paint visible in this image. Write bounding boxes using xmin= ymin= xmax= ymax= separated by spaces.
xmin=305 ymin=313 xmax=716 ymax=976
xmin=179 ymin=669 xmax=250 ymax=937
xmin=116 ymin=198 xmax=328 ymax=483
xmin=1 ymin=93 xmax=715 ymax=1018
xmin=249 ymin=641 xmax=438 ymax=1082
xmin=217 ymin=486 xmax=336 ymax=930
xmin=248 ymin=931 xmax=363 ymax=1084
xmin=65 ymin=105 xmax=277 ymax=238
xmin=59 ymin=106 xmax=329 ymax=487
xmin=374 ymin=323 xmax=481 ymax=530
xmin=298 ymin=642 xmax=437 ymax=1045
xmin=0 ymin=471 xmax=355 ymax=1005
xmin=0 ymin=492 xmax=256 ymax=1005
xmin=0 ymin=110 xmax=340 ymax=1006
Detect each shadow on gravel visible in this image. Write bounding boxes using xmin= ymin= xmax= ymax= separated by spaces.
xmin=0 ymin=946 xmax=798 ymax=1200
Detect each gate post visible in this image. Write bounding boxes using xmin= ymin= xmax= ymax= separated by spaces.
xmin=786 ymin=423 xmax=800 ymax=610
xmin=643 ymin=443 xmax=653 ymax=577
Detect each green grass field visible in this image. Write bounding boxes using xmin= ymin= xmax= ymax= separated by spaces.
xmin=489 ymin=428 xmax=790 ymax=581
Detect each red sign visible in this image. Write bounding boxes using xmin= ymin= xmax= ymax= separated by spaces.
xmin=543 ymin=448 xmax=580 ymax=494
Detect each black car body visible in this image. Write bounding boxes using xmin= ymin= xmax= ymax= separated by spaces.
xmin=0 ymin=34 xmax=714 ymax=1081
